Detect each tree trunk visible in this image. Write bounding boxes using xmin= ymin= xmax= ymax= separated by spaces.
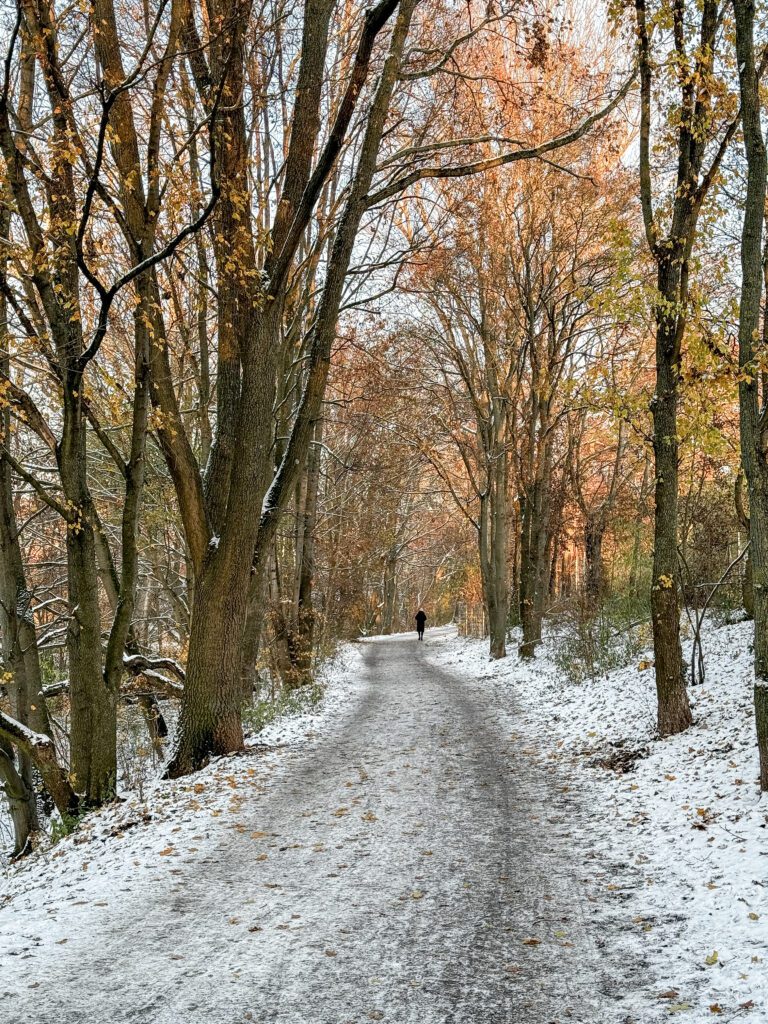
xmin=488 ymin=436 xmax=508 ymax=659
xmin=584 ymin=514 xmax=606 ymax=608
xmin=167 ymin=306 xmax=282 ymax=774
xmin=168 ymin=548 xmax=251 ymax=773
xmin=0 ymin=210 xmax=37 ymax=848
xmin=381 ymin=548 xmax=398 ymax=635
xmin=0 ymin=739 xmax=33 ymax=858
xmin=519 ymin=479 xmax=547 ymax=658
xmin=650 ymin=256 xmax=691 ymax=735
xmin=734 ymin=0 xmax=768 ymax=789
xmin=479 ymin=447 xmax=508 ymax=661
xmin=519 ymin=493 xmax=536 ymax=657
xmin=643 ymin=142 xmax=694 ymax=734
xmin=59 ymin=390 xmax=118 ymax=803
xmin=634 ymin=0 xmax=723 ymax=738
xmin=295 ymin=419 xmax=323 ymax=680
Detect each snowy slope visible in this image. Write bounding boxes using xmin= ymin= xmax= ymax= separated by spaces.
xmin=426 ymin=619 xmax=768 ymax=1022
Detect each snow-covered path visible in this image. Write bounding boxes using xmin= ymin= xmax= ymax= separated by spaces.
xmin=2 ymin=630 xmax=629 ymax=1024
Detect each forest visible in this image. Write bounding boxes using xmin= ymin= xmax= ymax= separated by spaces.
xmin=1 ymin=0 xmax=768 ymax=1010
xmin=5 ymin=0 xmax=768 ymax=1017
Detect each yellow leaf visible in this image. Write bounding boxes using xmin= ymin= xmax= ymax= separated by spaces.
xmin=705 ymin=950 xmax=719 ymax=966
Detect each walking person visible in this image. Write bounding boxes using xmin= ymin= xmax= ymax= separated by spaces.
xmin=415 ymin=608 xmax=427 ymax=641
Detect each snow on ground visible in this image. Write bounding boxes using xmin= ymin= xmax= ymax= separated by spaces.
xmin=2 ymin=621 xmax=766 ymax=1023
xmin=426 ymin=618 xmax=768 ymax=1022
xmin=2 ymin=627 xmax=615 ymax=1024
xmin=0 ymin=643 xmax=362 ymax=911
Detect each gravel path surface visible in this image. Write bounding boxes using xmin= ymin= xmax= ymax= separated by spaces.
xmin=2 ymin=631 xmax=632 ymax=1024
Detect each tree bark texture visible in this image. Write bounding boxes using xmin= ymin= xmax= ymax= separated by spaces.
xmin=733 ymin=0 xmax=768 ymax=788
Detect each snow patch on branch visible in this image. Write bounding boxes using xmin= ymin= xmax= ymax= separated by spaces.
xmin=0 ymin=709 xmax=55 ymax=751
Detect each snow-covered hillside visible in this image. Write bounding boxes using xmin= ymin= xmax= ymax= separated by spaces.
xmin=428 ymin=619 xmax=768 ymax=1020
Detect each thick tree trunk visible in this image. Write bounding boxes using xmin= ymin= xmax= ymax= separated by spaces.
xmin=165 ymin=0 xmax=411 ymax=773
xmin=650 ymin=258 xmax=691 ymax=736
xmin=59 ymin=390 xmax=117 ymax=804
xmin=734 ymin=0 xmax=768 ymax=789
xmin=167 ymin=306 xmax=280 ymax=774
xmin=167 ymin=550 xmax=250 ymax=773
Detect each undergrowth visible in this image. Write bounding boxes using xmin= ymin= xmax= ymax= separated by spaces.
xmin=242 ymin=683 xmax=324 ymax=735
xmin=552 ymin=596 xmax=653 ymax=684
